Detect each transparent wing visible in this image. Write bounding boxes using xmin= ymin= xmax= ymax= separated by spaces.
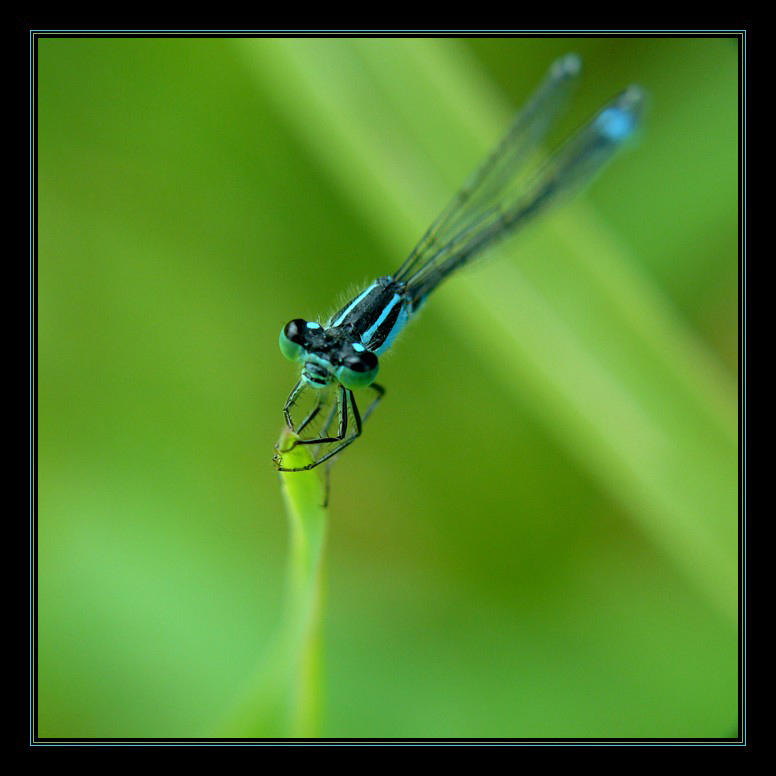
xmin=402 ymin=85 xmax=645 ymax=308
xmin=393 ymin=53 xmax=582 ymax=286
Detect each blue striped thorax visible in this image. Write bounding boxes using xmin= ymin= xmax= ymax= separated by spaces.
xmin=328 ymin=276 xmax=411 ymax=355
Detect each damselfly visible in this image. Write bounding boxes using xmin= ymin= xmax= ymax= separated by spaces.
xmin=275 ymin=54 xmax=644 ymax=472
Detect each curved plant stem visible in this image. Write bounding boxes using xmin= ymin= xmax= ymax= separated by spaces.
xmin=276 ymin=429 xmax=328 ymax=737
xmin=216 ymin=430 xmax=327 ymax=737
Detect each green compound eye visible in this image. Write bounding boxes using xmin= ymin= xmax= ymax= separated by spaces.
xmin=337 ymin=350 xmax=379 ymax=390
xmin=279 ymin=319 xmax=308 ymax=362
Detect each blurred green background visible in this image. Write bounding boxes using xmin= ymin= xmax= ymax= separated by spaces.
xmin=38 ymin=36 xmax=739 ymax=738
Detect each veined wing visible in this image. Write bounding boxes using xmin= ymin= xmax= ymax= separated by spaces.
xmin=392 ymin=53 xmax=583 ymax=287
xmin=402 ymin=85 xmax=645 ymax=307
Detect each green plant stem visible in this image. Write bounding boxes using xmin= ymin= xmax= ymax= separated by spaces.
xmin=277 ymin=429 xmax=328 ymax=737
xmin=216 ymin=431 xmax=327 ymax=737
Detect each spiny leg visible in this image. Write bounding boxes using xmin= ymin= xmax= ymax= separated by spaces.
xmin=277 ymin=386 xmax=350 ymax=471
xmin=311 ymin=392 xmax=342 ymax=461
xmin=296 ymin=396 xmax=324 ymax=436
xmin=292 ymin=384 xmax=348 ymax=448
xmin=361 ymin=382 xmax=385 ymax=423
xmin=276 ymin=379 xmax=306 ymax=453
xmin=282 ymin=379 xmax=304 ymax=432
xmin=315 ymin=398 xmax=343 ymax=506
xmin=275 ymin=384 xmax=344 ymax=470
xmin=277 ymin=388 xmax=357 ymax=471
xmin=277 ymin=383 xmax=387 ymax=472
xmin=278 ymin=379 xmax=334 ymax=454
xmin=322 ymin=462 xmax=333 ymax=508
xmin=314 ymin=385 xmax=385 ymax=509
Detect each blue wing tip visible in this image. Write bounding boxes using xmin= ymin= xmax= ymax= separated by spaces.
xmin=551 ymin=52 xmax=582 ymax=81
xmin=595 ymin=85 xmax=647 ymax=142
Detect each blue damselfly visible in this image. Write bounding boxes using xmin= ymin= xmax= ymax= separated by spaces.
xmin=275 ymin=54 xmax=644 ymax=472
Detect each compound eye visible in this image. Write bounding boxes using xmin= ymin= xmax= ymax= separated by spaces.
xmin=279 ymin=318 xmax=308 ymax=362
xmin=337 ymin=350 xmax=379 ymax=389
xmin=284 ymin=319 xmax=308 ymax=344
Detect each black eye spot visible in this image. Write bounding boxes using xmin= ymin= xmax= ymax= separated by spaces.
xmin=343 ymin=350 xmax=378 ymax=372
xmin=284 ymin=319 xmax=308 ymax=345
